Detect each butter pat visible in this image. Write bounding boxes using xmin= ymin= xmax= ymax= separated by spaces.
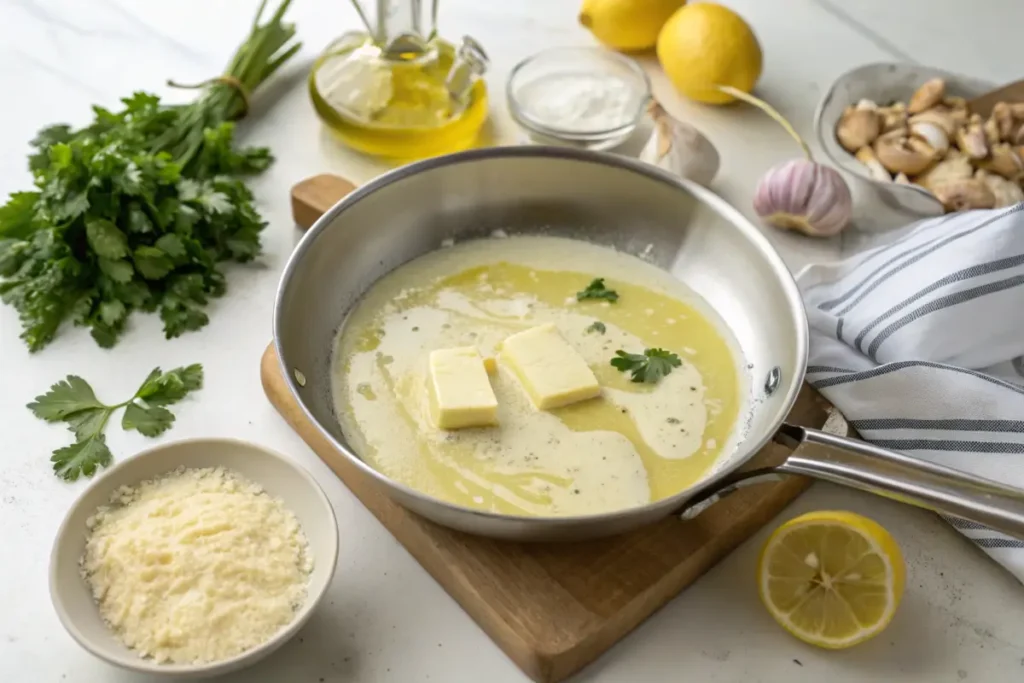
xmin=428 ymin=347 xmax=499 ymax=429
xmin=500 ymin=323 xmax=601 ymax=410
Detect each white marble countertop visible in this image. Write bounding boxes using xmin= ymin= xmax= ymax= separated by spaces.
xmin=3 ymin=1 xmax=1024 ymax=681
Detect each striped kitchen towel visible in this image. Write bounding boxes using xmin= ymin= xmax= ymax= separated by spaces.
xmin=796 ymin=203 xmax=1024 ymax=582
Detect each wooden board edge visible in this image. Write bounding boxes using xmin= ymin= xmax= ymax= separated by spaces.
xmin=259 ymin=340 xmax=821 ymax=683
xmin=544 ymin=477 xmax=810 ymax=682
xmin=260 ymin=343 xmax=560 ymax=681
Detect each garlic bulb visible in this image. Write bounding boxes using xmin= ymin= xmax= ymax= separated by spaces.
xmin=718 ymin=85 xmax=854 ymax=237
xmin=638 ymin=100 xmax=719 ymax=187
xmin=753 ymin=159 xmax=852 ymax=236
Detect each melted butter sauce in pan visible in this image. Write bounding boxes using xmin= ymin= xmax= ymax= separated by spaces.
xmin=332 ymin=236 xmax=744 ymax=517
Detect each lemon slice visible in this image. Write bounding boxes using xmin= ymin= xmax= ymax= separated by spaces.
xmin=758 ymin=510 xmax=905 ymax=649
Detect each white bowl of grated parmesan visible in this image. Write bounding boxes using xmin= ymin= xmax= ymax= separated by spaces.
xmin=49 ymin=438 xmax=339 ymax=677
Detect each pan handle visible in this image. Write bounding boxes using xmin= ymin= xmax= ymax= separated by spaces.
xmin=771 ymin=423 xmax=1024 ymax=539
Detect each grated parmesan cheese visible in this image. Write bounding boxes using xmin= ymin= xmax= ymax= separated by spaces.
xmin=81 ymin=467 xmax=314 ymax=664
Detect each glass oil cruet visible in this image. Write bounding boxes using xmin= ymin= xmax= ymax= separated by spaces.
xmin=309 ymin=0 xmax=490 ymax=159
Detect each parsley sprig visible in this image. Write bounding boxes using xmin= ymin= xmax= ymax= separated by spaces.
xmin=576 ymin=278 xmax=619 ymax=303
xmin=0 ymin=0 xmax=300 ymax=351
xmin=611 ymin=348 xmax=682 ymax=384
xmin=28 ymin=364 xmax=203 ymax=481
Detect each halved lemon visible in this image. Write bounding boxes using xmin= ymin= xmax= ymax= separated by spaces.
xmin=758 ymin=510 xmax=905 ymax=649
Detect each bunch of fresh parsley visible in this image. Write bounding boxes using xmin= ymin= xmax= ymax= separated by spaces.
xmin=28 ymin=364 xmax=203 ymax=481
xmin=0 ymin=0 xmax=300 ymax=351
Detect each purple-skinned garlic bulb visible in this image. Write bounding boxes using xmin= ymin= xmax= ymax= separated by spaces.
xmin=753 ymin=159 xmax=852 ymax=236
xmin=718 ymin=85 xmax=854 ymax=237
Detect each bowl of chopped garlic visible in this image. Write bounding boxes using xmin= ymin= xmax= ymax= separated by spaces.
xmin=814 ymin=62 xmax=997 ymax=219
xmin=49 ymin=438 xmax=339 ymax=677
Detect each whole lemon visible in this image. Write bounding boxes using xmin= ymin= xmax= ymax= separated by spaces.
xmin=657 ymin=3 xmax=762 ymax=104
xmin=579 ymin=0 xmax=687 ymax=52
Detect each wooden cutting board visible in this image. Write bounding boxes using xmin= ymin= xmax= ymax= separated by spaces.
xmin=266 ymin=174 xmax=846 ymax=682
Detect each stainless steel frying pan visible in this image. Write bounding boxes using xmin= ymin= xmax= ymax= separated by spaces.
xmin=274 ymin=147 xmax=1024 ymax=542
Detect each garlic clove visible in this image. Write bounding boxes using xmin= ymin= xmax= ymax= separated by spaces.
xmin=894 ymin=172 xmax=911 ymax=184
xmin=909 ymin=120 xmax=949 ymax=156
xmin=983 ymin=116 xmax=1002 ymax=146
xmin=855 ymin=99 xmax=879 ymax=111
xmin=877 ymin=103 xmax=908 ymax=133
xmin=931 ymin=178 xmax=996 ymax=211
xmin=975 ymin=142 xmax=1024 ymax=179
xmin=907 ymin=78 xmax=945 ymax=114
xmin=991 ymin=102 xmax=1015 ymax=141
xmin=909 ymin=109 xmax=957 ymax=137
xmin=752 ymin=159 xmax=852 ymax=237
xmin=638 ymin=99 xmax=720 ymax=187
xmin=949 ymin=103 xmax=970 ymax=129
xmin=956 ymin=120 xmax=989 ymax=159
xmin=874 ymin=133 xmax=936 ymax=176
xmin=943 ymin=95 xmax=968 ymax=110
xmin=976 ymin=169 xmax=1024 ymax=207
xmin=836 ymin=107 xmax=882 ymax=152
xmin=913 ymin=154 xmax=973 ymax=193
xmin=855 ymin=146 xmax=892 ymax=182
xmin=876 ymin=127 xmax=909 ymax=142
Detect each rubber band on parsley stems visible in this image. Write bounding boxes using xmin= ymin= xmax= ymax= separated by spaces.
xmin=0 ymin=0 xmax=301 ymax=352
xmin=166 ymin=75 xmax=253 ymax=119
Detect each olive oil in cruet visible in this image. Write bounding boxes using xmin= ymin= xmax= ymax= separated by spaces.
xmin=309 ymin=0 xmax=490 ymax=159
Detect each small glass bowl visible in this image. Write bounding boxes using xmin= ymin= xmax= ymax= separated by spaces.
xmin=507 ymin=47 xmax=651 ymax=150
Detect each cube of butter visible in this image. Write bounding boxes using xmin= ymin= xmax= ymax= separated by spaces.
xmin=500 ymin=323 xmax=601 ymax=410
xmin=428 ymin=346 xmax=499 ymax=430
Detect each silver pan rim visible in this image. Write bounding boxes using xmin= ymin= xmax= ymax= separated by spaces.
xmin=273 ymin=146 xmax=809 ymax=527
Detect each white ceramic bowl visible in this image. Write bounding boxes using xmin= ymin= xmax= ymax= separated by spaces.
xmin=507 ymin=46 xmax=651 ymax=150
xmin=814 ymin=62 xmax=994 ymax=220
xmin=49 ymin=438 xmax=339 ymax=678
